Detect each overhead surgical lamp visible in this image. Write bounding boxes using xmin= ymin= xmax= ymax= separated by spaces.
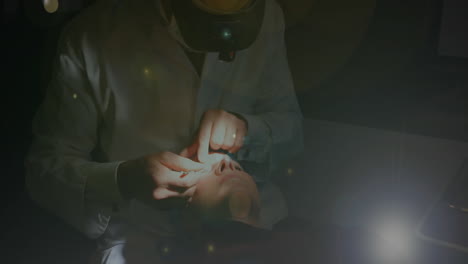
xmin=171 ymin=0 xmax=265 ymax=62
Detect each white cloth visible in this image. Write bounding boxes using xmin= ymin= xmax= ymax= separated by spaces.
xmin=26 ymin=0 xmax=303 ymax=262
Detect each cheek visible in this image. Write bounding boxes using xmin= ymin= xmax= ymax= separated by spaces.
xmin=192 ymin=177 xmax=223 ymax=209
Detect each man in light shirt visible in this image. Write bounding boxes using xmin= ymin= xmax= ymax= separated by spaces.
xmin=26 ymin=0 xmax=303 ymax=263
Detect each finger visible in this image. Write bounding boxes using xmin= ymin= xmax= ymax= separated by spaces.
xmin=229 ymin=129 xmax=246 ymax=153
xmin=222 ymin=124 xmax=236 ymax=150
xmin=181 ymin=185 xmax=197 ymax=198
xmin=179 ymin=142 xmax=198 ymax=160
xmin=200 ymin=153 xmax=227 ymax=170
xmin=160 ymin=152 xmax=207 ymax=172
xmin=179 ymin=148 xmax=190 ymax=158
xmin=167 ymin=170 xmax=205 ymax=188
xmin=153 ymin=188 xmax=180 ymax=200
xmin=197 ymin=119 xmax=213 ymax=163
xmin=205 ymin=153 xmax=226 ymax=165
xmin=210 ymin=119 xmax=227 ymax=150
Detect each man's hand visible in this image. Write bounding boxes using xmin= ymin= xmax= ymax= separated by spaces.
xmin=180 ymin=146 xmax=229 ymax=170
xmin=117 ymin=152 xmax=208 ymax=201
xmin=195 ymin=109 xmax=247 ymax=163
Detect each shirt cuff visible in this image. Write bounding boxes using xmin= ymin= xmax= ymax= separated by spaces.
xmin=84 ymin=161 xmax=126 ymax=208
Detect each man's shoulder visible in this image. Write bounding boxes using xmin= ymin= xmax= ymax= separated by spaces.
xmin=264 ymin=0 xmax=286 ymax=32
xmin=62 ymin=0 xmax=158 ymax=47
xmin=247 ymin=0 xmax=285 ymax=52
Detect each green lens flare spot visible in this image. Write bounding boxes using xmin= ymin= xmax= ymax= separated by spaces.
xmin=221 ymin=28 xmax=232 ymax=40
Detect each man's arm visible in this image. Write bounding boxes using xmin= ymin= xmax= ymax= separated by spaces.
xmin=26 ymin=22 xmax=210 ymax=239
xmin=235 ymin=1 xmax=304 ymax=180
xmin=25 ymin=26 xmax=124 ymax=239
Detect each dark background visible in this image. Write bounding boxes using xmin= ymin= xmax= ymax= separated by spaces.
xmin=2 ymin=0 xmax=467 ymax=263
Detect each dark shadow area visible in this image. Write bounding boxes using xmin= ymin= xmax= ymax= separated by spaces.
xmin=288 ymin=0 xmax=467 ymax=142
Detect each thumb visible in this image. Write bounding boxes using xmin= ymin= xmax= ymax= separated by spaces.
xmin=196 ymin=121 xmax=212 ymax=163
xmin=179 ymin=148 xmax=190 ymax=158
xmin=197 ymin=141 xmax=209 ymax=164
xmin=160 ymin=152 xmax=207 ymax=172
xmin=180 ymin=142 xmax=198 ymax=160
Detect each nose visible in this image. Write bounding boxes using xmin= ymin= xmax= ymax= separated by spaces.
xmin=217 ymin=160 xmax=233 ymax=175
xmin=215 ymin=159 xmax=237 ymax=175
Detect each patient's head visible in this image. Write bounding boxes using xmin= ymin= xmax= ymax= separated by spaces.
xmin=188 ymin=155 xmax=261 ymax=227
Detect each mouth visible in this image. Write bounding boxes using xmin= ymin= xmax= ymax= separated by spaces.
xmin=220 ymin=173 xmax=255 ymax=196
xmin=220 ymin=173 xmax=243 ymax=185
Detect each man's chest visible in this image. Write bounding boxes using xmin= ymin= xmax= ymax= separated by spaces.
xmin=91 ymin=31 xmax=265 ymax=121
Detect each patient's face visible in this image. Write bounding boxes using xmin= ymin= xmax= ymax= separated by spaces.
xmin=189 ymin=155 xmax=260 ymax=226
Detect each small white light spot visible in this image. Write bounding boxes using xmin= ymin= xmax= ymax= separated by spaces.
xmin=144 ymin=68 xmax=150 ymax=75
xmin=207 ymin=243 xmax=215 ymax=253
xmin=162 ymin=246 xmax=170 ymax=254
xmin=449 ymin=204 xmax=456 ymax=209
xmin=43 ymin=0 xmax=59 ymax=13
xmin=287 ymin=168 xmax=294 ymax=176
xmin=72 ymin=93 xmax=77 ymax=99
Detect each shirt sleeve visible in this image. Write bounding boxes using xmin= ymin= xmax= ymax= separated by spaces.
xmin=236 ymin=1 xmax=304 ymax=182
xmin=25 ymin=26 xmax=123 ymax=239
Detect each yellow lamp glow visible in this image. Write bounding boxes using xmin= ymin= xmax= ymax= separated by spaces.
xmin=195 ymin=0 xmax=251 ymax=13
xmin=43 ymin=0 xmax=59 ymax=13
